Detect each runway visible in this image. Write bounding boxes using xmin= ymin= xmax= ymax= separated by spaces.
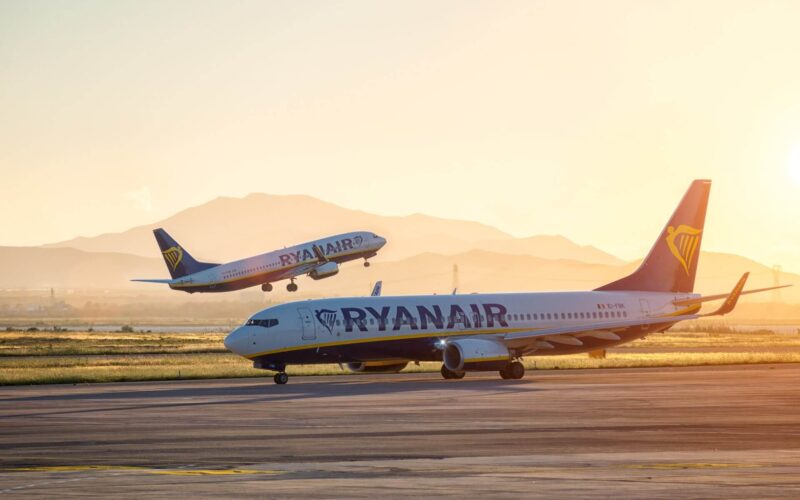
xmin=2 ymin=364 xmax=800 ymax=497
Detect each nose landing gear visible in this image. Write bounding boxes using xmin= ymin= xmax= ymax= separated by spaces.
xmin=273 ymin=372 xmax=289 ymax=384
xmin=363 ymin=259 xmax=371 ymax=267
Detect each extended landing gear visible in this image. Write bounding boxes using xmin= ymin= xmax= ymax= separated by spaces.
xmin=286 ymin=280 xmax=298 ymax=292
xmin=273 ymin=372 xmax=289 ymax=385
xmin=499 ymin=361 xmax=525 ymax=380
xmin=363 ymin=259 xmax=371 ymax=267
xmin=441 ymin=365 xmax=465 ymax=380
xmin=261 ymin=283 xmax=273 ymax=292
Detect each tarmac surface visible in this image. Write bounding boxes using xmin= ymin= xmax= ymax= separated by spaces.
xmin=2 ymin=364 xmax=800 ymax=497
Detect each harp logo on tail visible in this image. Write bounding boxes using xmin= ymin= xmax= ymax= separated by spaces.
xmin=314 ymin=309 xmax=338 ymax=335
xmin=666 ymin=225 xmax=702 ymax=275
xmin=162 ymin=246 xmax=184 ymax=271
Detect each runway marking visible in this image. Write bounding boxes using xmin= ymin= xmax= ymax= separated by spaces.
xmin=622 ymin=463 xmax=762 ymax=470
xmin=6 ymin=466 xmax=282 ymax=476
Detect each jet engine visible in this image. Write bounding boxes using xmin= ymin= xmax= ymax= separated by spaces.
xmin=443 ymin=338 xmax=510 ymax=372
xmin=309 ymin=262 xmax=339 ymax=280
xmin=346 ymin=361 xmax=409 ymax=373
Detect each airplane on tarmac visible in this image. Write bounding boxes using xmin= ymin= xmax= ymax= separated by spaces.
xmin=133 ymin=229 xmax=387 ymax=293
xmin=224 ymin=180 xmax=791 ymax=384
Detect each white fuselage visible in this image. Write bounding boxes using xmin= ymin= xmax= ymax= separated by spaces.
xmin=224 ymin=290 xmax=699 ymax=368
xmin=170 ymin=231 xmax=385 ymax=292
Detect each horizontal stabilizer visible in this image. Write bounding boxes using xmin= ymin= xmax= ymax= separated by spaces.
xmin=131 ymin=278 xmax=174 ymax=284
xmin=674 ymin=284 xmax=793 ymax=306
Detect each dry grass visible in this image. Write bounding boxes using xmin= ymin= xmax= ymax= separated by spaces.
xmin=1 ymin=329 xmax=799 ymax=385
xmin=0 ymin=331 xmax=227 ymax=356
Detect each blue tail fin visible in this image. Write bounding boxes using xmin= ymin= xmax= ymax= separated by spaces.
xmin=153 ymin=228 xmax=218 ymax=279
xmin=595 ymin=179 xmax=711 ymax=293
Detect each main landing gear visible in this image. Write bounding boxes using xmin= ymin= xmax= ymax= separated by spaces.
xmin=499 ymin=361 xmax=525 ymax=380
xmin=286 ymin=279 xmax=298 ymax=292
xmin=273 ymin=372 xmax=289 ymax=384
xmin=261 ymin=283 xmax=273 ymax=292
xmin=441 ymin=365 xmax=465 ymax=380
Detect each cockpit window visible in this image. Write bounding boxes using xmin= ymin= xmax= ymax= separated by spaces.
xmin=246 ymin=318 xmax=279 ymax=328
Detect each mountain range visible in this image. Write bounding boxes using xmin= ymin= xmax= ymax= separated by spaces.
xmin=45 ymin=194 xmax=622 ymax=265
xmin=0 ymin=193 xmax=794 ymax=303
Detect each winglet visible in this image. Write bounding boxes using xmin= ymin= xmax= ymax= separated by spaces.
xmin=312 ymin=244 xmax=329 ymax=263
xmin=702 ymin=272 xmax=748 ymax=317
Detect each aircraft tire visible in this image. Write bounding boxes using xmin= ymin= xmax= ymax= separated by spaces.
xmin=499 ymin=366 xmax=511 ymax=379
xmin=508 ymin=361 xmax=525 ymax=380
xmin=364 ymin=260 xmax=371 ymax=267
xmin=441 ymin=365 xmax=453 ymax=379
xmin=261 ymin=283 xmax=273 ymax=292
xmin=274 ymin=372 xmax=289 ymax=385
xmin=451 ymin=370 xmax=465 ymax=379
xmin=286 ymin=283 xmax=298 ymax=292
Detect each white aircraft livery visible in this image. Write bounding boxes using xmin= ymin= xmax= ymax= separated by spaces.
xmin=224 ymin=180 xmax=790 ymax=384
xmin=133 ymin=230 xmax=386 ymax=293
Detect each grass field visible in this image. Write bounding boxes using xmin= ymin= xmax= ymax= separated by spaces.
xmin=1 ymin=328 xmax=799 ymax=385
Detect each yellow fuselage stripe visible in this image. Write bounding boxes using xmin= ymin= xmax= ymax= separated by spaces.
xmin=243 ymin=310 xmax=685 ymax=360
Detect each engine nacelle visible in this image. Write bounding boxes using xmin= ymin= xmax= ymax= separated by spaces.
xmin=443 ymin=338 xmax=510 ymax=372
xmin=346 ymin=361 xmax=409 ymax=373
xmin=309 ymin=262 xmax=339 ymax=280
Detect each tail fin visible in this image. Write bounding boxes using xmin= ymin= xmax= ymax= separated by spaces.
xmin=595 ymin=179 xmax=711 ymax=293
xmin=153 ymin=228 xmax=218 ymax=279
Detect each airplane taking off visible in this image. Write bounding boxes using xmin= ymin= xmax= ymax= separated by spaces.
xmin=133 ymin=229 xmax=386 ymax=293
xmin=224 ymin=180 xmax=791 ymax=384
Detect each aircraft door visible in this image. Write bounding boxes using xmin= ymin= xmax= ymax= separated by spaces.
xmin=298 ymin=307 xmax=316 ymax=340
xmin=639 ymin=299 xmax=651 ymax=317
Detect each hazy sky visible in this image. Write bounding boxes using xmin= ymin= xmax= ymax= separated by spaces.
xmin=2 ymin=0 xmax=800 ymax=270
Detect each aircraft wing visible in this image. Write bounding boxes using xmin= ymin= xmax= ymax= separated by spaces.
xmin=131 ymin=278 xmax=175 ymax=284
xmin=500 ymin=314 xmax=699 ymax=351
xmin=270 ymin=261 xmax=322 ymax=282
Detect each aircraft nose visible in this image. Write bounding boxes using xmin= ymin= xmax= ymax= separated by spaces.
xmin=224 ymin=327 xmax=247 ymax=355
xmin=375 ymin=235 xmax=387 ymax=248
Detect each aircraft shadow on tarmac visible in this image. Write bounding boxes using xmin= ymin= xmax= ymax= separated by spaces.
xmin=0 ymin=375 xmax=535 ymax=410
